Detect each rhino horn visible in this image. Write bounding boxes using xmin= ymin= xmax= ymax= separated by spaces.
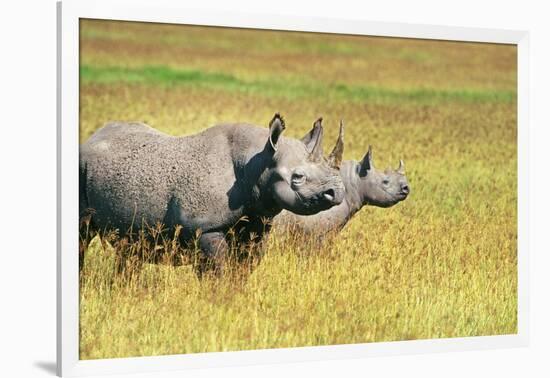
xmin=397 ymin=159 xmax=405 ymax=174
xmin=359 ymin=145 xmax=374 ymax=176
xmin=267 ymin=113 xmax=286 ymax=152
xmin=301 ymin=117 xmax=324 ymax=162
xmin=327 ymin=120 xmax=344 ymax=169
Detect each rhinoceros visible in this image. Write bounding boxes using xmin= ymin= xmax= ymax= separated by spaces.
xmin=80 ymin=113 xmax=346 ymax=272
xmin=274 ymin=122 xmax=410 ymax=235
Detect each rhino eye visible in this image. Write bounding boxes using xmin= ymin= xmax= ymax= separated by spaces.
xmin=382 ymin=178 xmax=390 ymax=186
xmin=291 ymin=172 xmax=306 ymax=186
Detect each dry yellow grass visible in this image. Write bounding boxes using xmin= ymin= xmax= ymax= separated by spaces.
xmin=78 ymin=19 xmax=517 ymax=359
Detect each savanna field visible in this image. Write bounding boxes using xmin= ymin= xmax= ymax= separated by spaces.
xmin=78 ymin=19 xmax=517 ymax=359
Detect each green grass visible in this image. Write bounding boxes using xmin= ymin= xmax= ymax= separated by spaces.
xmin=80 ymin=65 xmax=516 ymax=104
xmin=78 ymin=19 xmax=518 ymax=359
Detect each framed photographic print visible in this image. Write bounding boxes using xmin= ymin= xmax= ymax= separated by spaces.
xmin=57 ymin=0 xmax=529 ymax=376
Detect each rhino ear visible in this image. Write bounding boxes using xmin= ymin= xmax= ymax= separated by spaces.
xmin=359 ymin=145 xmax=373 ymax=176
xmin=301 ymin=117 xmax=324 ymax=162
xmin=267 ymin=113 xmax=286 ymax=152
xmin=300 ymin=117 xmax=321 ymax=146
xmin=327 ymin=120 xmax=344 ymax=169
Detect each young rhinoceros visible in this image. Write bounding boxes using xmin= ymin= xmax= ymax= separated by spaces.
xmin=274 ymin=123 xmax=410 ymax=235
xmin=80 ymin=114 xmax=345 ymax=272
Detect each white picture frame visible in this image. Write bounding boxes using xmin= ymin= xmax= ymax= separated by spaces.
xmin=57 ymin=0 xmax=530 ymax=376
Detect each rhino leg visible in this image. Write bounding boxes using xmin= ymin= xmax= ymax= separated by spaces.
xmin=197 ymin=231 xmax=228 ymax=276
xmin=232 ymin=216 xmax=272 ymax=268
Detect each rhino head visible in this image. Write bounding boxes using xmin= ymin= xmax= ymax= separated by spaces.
xmin=262 ymin=114 xmax=345 ymax=216
xmin=355 ymin=145 xmax=410 ymax=208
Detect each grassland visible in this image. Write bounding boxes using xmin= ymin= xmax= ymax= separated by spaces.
xmin=78 ymin=19 xmax=517 ymax=359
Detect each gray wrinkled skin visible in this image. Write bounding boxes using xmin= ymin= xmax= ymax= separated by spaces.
xmin=80 ymin=114 xmax=345 ymax=272
xmin=274 ymin=145 xmax=410 ymax=235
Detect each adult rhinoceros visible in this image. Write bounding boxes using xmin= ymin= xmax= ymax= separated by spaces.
xmin=274 ymin=122 xmax=410 ymax=235
xmin=80 ymin=114 xmax=345 ymax=273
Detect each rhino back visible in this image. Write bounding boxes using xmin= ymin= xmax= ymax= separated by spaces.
xmin=82 ymin=122 xmax=183 ymax=232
